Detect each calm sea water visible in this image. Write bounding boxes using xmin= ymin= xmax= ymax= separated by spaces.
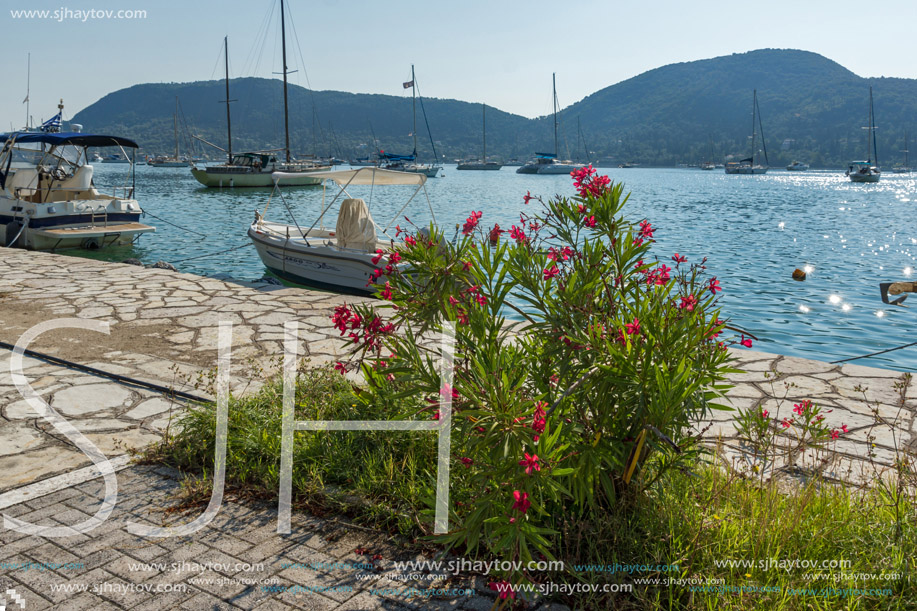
xmin=85 ymin=164 xmax=917 ymax=372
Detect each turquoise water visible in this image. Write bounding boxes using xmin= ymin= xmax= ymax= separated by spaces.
xmin=86 ymin=164 xmax=917 ymax=371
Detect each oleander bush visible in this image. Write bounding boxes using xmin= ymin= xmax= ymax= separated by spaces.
xmin=331 ymin=167 xmax=748 ymax=585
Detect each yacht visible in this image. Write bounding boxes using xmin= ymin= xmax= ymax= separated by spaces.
xmin=457 ymin=104 xmax=502 ymax=171
xmin=846 ymin=87 xmax=880 ymax=183
xmin=0 ymin=124 xmax=154 ymax=251
xmin=190 ymin=20 xmax=330 ymax=188
xmin=786 ymin=161 xmax=809 ymax=171
xmin=378 ymin=66 xmax=442 ymax=178
xmin=725 ymin=90 xmax=769 ymax=175
xmin=517 ymin=74 xmax=584 ymax=175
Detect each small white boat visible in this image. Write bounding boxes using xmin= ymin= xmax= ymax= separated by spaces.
xmin=700 ymin=162 xmax=716 ymax=170
xmin=786 ymin=161 xmax=809 ymax=171
xmin=0 ymin=129 xmax=154 ymax=251
xmin=847 ymin=87 xmax=880 ymax=184
xmin=248 ymin=167 xmax=434 ymax=295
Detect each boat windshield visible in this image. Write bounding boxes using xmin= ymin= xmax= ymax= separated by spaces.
xmin=4 ymin=141 xmax=85 ymax=170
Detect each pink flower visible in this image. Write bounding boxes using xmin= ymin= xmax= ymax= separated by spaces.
xmin=448 ymin=295 xmax=459 ymax=306
xmin=462 ymin=260 xmax=473 ymax=271
xmin=511 ymin=490 xmax=531 ymax=514
xmin=371 ymin=249 xmax=384 ymax=265
xmin=439 ymin=383 xmax=460 ymax=401
xmin=461 ymin=211 xmax=483 ymax=235
xmin=489 ymin=224 xmax=503 ymax=245
xmin=792 ymin=400 xmax=811 ymax=416
xmin=780 ymin=418 xmax=793 ymax=428
xmin=388 ymin=251 xmax=402 ymax=264
xmin=333 ymin=361 xmax=348 ymax=375
xmin=532 ymin=401 xmax=547 ymax=441
xmin=431 ymin=410 xmax=440 ymax=421
xmin=543 ymin=265 xmax=560 ymax=280
xmin=404 ymin=235 xmax=416 ymax=246
xmin=740 ymin=335 xmax=753 ymax=348
xmin=519 ymin=453 xmax=541 ymax=474
xmin=672 ymin=253 xmax=688 ymax=264
xmin=584 ymin=215 xmax=597 ymax=228
xmin=460 ymin=457 xmax=474 ymax=467
xmin=523 ymin=191 xmax=533 ymax=205
xmin=625 ymin=317 xmax=641 ymax=335
xmin=709 ymin=277 xmax=722 ymax=294
xmin=830 ymin=429 xmax=840 ymax=439
xmin=841 ymin=424 xmax=848 ymax=433
xmin=509 ymin=225 xmax=527 ymax=243
xmin=679 ymin=295 xmax=698 ymax=312
xmin=638 ymin=220 xmax=654 ymax=239
xmin=761 ymin=409 xmax=769 ymax=418
xmin=380 ymin=282 xmax=393 ymax=301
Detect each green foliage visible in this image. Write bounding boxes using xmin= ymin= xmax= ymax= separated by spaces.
xmin=331 ymin=168 xmax=741 ymax=585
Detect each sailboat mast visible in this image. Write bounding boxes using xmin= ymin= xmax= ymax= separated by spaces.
xmin=224 ymin=36 xmax=233 ymax=164
xmin=482 ymin=103 xmax=486 ymax=162
xmin=870 ymin=87 xmax=878 ymax=167
xmin=553 ymin=73 xmax=558 ymax=156
xmin=412 ymin=65 xmax=417 ymax=156
xmin=174 ymin=97 xmax=179 ymax=159
xmin=280 ymin=0 xmax=291 ymax=163
xmin=750 ymin=90 xmax=757 ymax=166
xmin=25 ymin=53 xmax=30 ymax=130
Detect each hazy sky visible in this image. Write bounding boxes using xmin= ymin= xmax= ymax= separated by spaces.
xmin=4 ymin=0 xmax=917 ymax=129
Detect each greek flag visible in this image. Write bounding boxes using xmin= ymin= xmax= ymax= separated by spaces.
xmin=40 ymin=111 xmax=62 ymax=132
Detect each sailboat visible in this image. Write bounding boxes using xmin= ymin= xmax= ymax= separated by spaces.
xmin=190 ymin=3 xmax=330 ymax=188
xmin=517 ymin=74 xmax=584 ymax=175
xmin=457 ymin=104 xmax=501 ymax=170
xmin=892 ymin=132 xmax=910 ymax=173
xmin=725 ymin=90 xmax=768 ymax=174
xmin=378 ymin=66 xmax=442 ymax=178
xmin=148 ymin=97 xmax=191 ymax=167
xmin=846 ymin=87 xmax=880 ymax=183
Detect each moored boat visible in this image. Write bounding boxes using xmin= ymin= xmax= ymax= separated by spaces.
xmin=0 ymin=128 xmax=154 ymax=251
xmin=846 ymin=87 xmax=880 ymax=183
xmin=517 ymin=74 xmax=584 ymax=175
xmin=725 ymin=89 xmax=769 ymax=175
xmin=457 ymin=103 xmax=502 ymax=171
xmin=248 ymin=167 xmax=434 ymax=295
xmin=786 ymin=161 xmax=809 ymax=171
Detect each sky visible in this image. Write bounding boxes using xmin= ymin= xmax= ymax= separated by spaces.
xmin=3 ymin=0 xmax=917 ymax=128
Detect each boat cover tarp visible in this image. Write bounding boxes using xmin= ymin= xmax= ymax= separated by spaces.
xmin=272 ymin=167 xmax=426 ymax=186
xmin=335 ymin=198 xmax=377 ymax=251
xmin=0 ymin=132 xmax=139 ymax=148
xmin=534 ymin=152 xmax=557 ymax=159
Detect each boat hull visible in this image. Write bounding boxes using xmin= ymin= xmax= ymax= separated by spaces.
xmin=848 ymin=173 xmax=880 ymax=183
xmin=248 ymin=223 xmax=381 ymax=296
xmin=725 ymin=165 xmax=768 ymax=175
xmin=191 ymin=166 xmax=326 ymax=187
xmin=1 ymin=202 xmax=153 ymax=251
xmin=456 ymin=162 xmax=502 ymax=171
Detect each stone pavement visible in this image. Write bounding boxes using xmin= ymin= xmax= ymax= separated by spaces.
xmin=0 ymin=248 xmax=915 ymax=609
xmin=0 ymin=463 xmax=520 ymax=611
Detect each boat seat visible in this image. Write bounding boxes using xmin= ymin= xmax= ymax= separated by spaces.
xmin=335 ymin=198 xmax=377 ymax=252
xmin=6 ymin=167 xmax=39 ymax=195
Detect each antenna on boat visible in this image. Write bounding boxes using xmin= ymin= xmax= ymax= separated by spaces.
xmin=552 ymin=73 xmax=558 ymax=157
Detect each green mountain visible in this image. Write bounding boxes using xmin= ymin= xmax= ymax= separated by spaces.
xmin=71 ymin=49 xmax=917 ymax=167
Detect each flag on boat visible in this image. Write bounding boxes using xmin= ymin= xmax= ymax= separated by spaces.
xmin=22 ymin=94 xmax=29 ymax=104
xmin=40 ymin=112 xmax=62 ymax=132
xmin=402 ymin=80 xmax=413 ymax=89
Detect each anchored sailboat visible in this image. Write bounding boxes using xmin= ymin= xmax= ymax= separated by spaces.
xmin=846 ymin=87 xmax=880 ymax=183
xmin=457 ymin=103 xmax=501 ymax=170
xmin=378 ymin=66 xmax=442 ymax=177
xmin=892 ymin=132 xmax=910 ymax=173
xmin=148 ymin=97 xmax=191 ymax=167
xmin=725 ymin=89 xmax=769 ymax=174
xmin=517 ymin=74 xmax=584 ymax=175
xmin=190 ymin=2 xmax=330 ymax=188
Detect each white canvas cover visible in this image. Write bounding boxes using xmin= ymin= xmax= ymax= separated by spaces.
xmin=335 ymin=198 xmax=377 ymax=251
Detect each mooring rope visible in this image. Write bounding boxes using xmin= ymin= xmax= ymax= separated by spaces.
xmin=830 ymin=340 xmax=917 ymax=365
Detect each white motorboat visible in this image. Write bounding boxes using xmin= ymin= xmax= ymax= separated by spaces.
xmin=518 ymin=74 xmax=583 ymax=175
xmin=248 ymin=167 xmax=435 ymax=295
xmin=725 ymin=89 xmax=769 ymax=175
xmin=847 ymin=87 xmax=880 ymax=184
xmin=0 ymin=129 xmax=154 ymax=251
xmin=786 ymin=161 xmax=809 ymax=171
